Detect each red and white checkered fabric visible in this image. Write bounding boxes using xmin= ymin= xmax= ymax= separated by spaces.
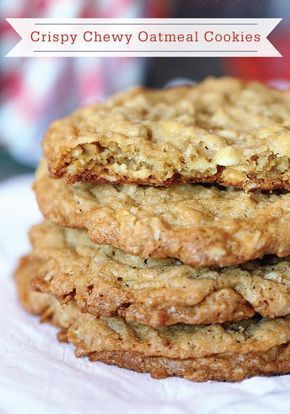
xmin=0 ymin=0 xmax=169 ymax=164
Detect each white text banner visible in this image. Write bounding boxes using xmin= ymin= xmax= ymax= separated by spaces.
xmin=6 ymin=18 xmax=282 ymax=57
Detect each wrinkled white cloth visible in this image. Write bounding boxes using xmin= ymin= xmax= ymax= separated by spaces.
xmin=0 ymin=175 xmax=289 ymax=414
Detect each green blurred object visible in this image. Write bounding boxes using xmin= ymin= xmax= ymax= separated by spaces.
xmin=0 ymin=148 xmax=34 ymax=181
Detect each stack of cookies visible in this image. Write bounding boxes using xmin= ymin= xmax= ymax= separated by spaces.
xmin=15 ymin=77 xmax=290 ymax=382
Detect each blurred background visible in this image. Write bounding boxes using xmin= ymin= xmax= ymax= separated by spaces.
xmin=1 ymin=0 xmax=290 ymax=181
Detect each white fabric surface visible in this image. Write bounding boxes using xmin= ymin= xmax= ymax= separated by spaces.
xmin=0 ymin=175 xmax=289 ymax=414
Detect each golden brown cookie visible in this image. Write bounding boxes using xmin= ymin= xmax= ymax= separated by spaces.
xmin=15 ymin=255 xmax=290 ymax=382
xmin=28 ymin=222 xmax=290 ymax=327
xmin=43 ymin=77 xmax=290 ymax=191
xmin=34 ymin=161 xmax=290 ymax=267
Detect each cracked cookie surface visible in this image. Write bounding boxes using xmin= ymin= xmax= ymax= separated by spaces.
xmin=44 ymin=77 xmax=290 ymax=190
xmin=35 ymin=161 xmax=290 ymax=267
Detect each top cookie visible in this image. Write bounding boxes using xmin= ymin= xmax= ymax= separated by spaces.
xmin=44 ymin=77 xmax=290 ymax=190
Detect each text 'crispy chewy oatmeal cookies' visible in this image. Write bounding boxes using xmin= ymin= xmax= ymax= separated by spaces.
xmin=15 ymin=255 xmax=290 ymax=382
xmin=34 ymin=161 xmax=290 ymax=267
xmin=43 ymin=77 xmax=290 ymax=191
xmin=29 ymin=222 xmax=290 ymax=327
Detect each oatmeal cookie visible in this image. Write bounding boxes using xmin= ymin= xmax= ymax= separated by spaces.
xmin=29 ymin=222 xmax=290 ymax=327
xmin=15 ymin=255 xmax=290 ymax=382
xmin=44 ymin=77 xmax=290 ymax=190
xmin=35 ymin=161 xmax=290 ymax=267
